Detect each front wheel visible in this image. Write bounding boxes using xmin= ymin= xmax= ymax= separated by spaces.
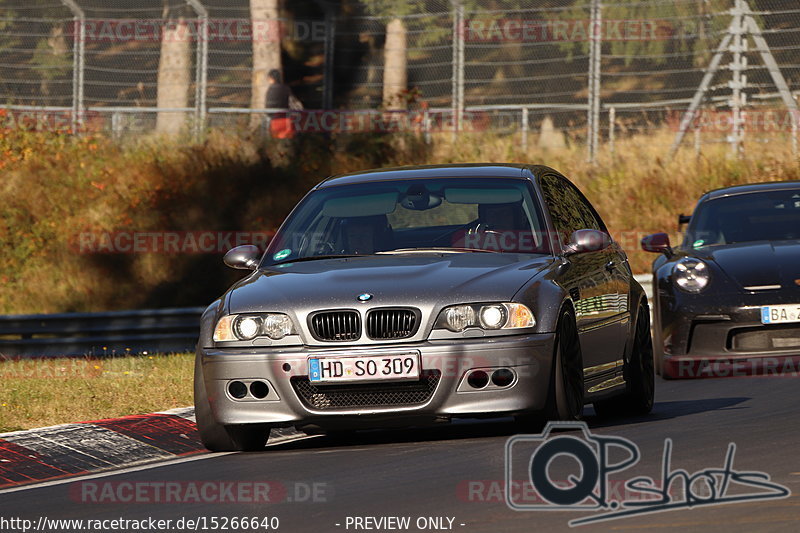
xmin=516 ymin=308 xmax=584 ymax=430
xmin=194 ymin=355 xmax=270 ymax=452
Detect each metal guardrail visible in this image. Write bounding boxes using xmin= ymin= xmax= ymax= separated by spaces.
xmin=0 ymin=274 xmax=654 ymax=359
xmin=0 ymin=307 xmax=204 ymax=359
xmin=634 ymin=273 xmax=654 ymax=303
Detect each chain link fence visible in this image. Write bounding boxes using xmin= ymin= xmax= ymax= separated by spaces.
xmin=1 ymin=0 xmax=799 ymax=159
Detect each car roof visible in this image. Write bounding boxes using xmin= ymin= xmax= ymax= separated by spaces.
xmin=317 ymin=163 xmax=552 ymax=188
xmin=702 ymin=180 xmax=800 ymax=201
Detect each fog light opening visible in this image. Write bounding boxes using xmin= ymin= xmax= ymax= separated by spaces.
xmin=228 ymin=380 xmax=248 ymax=399
xmin=249 ymin=380 xmax=269 ymax=399
xmin=491 ymin=369 xmax=515 ymax=387
xmin=467 ymin=370 xmax=489 ymax=389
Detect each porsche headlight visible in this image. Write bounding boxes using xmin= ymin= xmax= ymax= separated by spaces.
xmin=436 ymin=303 xmax=535 ymax=332
xmin=213 ymin=313 xmax=295 ymax=342
xmin=673 ymin=257 xmax=710 ymax=293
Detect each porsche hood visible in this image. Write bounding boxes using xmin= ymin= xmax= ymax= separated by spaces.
xmin=694 ymin=241 xmax=800 ymax=290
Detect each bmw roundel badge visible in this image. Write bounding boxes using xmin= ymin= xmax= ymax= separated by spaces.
xmin=357 ymin=293 xmax=373 ymax=302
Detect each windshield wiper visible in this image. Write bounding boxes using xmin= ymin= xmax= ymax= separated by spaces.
xmin=376 ymin=247 xmax=499 ymax=254
xmin=271 ymin=254 xmax=364 ymax=265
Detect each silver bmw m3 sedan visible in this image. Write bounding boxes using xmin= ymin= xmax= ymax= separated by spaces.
xmin=194 ymin=164 xmax=653 ymax=451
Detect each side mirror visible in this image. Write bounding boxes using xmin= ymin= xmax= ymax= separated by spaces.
xmin=564 ymin=229 xmax=612 ymax=256
xmin=678 ymin=214 xmax=691 ymax=225
xmin=641 ymin=232 xmax=672 ymax=256
xmin=223 ymin=245 xmax=261 ymax=270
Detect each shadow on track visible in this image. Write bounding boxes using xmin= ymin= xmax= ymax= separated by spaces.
xmin=257 ymin=395 xmax=751 ymax=453
xmin=584 ymin=396 xmax=750 ymax=428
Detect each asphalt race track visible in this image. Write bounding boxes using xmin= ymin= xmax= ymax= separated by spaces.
xmin=2 ymin=376 xmax=799 ymax=533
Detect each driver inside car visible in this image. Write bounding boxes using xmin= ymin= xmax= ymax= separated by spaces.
xmin=464 ymin=202 xmax=537 ymax=253
xmin=339 ymin=215 xmax=393 ymax=254
xmin=475 ymin=201 xmax=528 ymax=232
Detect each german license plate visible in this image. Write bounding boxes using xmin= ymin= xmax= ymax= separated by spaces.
xmin=761 ymin=304 xmax=800 ymax=324
xmin=308 ymin=352 xmax=420 ymax=384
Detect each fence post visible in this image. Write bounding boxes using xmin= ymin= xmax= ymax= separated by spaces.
xmin=111 ymin=111 xmax=122 ymax=139
xmin=694 ymin=119 xmax=701 ymax=158
xmin=608 ymin=106 xmax=615 ymax=157
xmin=186 ymin=0 xmax=208 ymax=139
xmin=451 ymin=0 xmax=464 ymax=140
xmin=61 ymin=0 xmax=85 ymax=131
xmin=521 ymin=107 xmax=529 ymax=151
xmin=729 ymin=0 xmax=746 ymax=158
xmin=423 ymin=107 xmax=431 ymax=144
xmin=587 ymin=0 xmax=602 ymax=164
xmin=793 ymin=103 xmax=798 ymax=156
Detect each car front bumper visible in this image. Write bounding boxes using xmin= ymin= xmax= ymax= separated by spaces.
xmin=198 ymin=333 xmax=556 ymax=430
xmin=658 ymin=290 xmax=800 ymax=364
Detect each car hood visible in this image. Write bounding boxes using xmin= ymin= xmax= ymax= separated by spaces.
xmin=693 ymin=241 xmax=800 ymax=290
xmin=227 ymin=254 xmax=553 ymax=313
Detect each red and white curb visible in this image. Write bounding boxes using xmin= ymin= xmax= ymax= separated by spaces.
xmin=0 ymin=408 xmax=305 ymax=489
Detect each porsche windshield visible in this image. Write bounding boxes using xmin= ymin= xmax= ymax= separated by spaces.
xmin=263 ymin=177 xmax=550 ymax=266
xmin=686 ymin=188 xmax=800 ymax=248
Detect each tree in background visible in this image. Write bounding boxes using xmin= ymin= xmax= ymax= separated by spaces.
xmin=250 ymin=0 xmax=282 ymax=125
xmin=156 ymin=9 xmax=191 ymax=135
xmin=361 ymin=0 xmax=425 ymax=110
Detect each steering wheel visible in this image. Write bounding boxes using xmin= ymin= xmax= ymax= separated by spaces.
xmin=314 ymin=242 xmax=338 ymax=255
xmin=468 ymin=222 xmax=504 ymax=239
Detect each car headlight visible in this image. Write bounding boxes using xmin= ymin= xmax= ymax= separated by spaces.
xmin=213 ymin=313 xmax=295 ymax=342
xmin=672 ymin=257 xmax=710 ymax=293
xmin=234 ymin=315 xmax=261 ymax=340
xmin=444 ymin=305 xmax=476 ymax=332
xmin=262 ymin=314 xmax=294 ymax=339
xmin=436 ymin=303 xmax=535 ymax=332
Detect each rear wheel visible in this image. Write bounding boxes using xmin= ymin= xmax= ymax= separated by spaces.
xmin=516 ymin=308 xmax=584 ymax=431
xmin=593 ymin=305 xmax=655 ymax=417
xmin=194 ymin=355 xmax=270 ymax=452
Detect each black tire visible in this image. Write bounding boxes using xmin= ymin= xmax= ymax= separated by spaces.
xmin=516 ymin=308 xmax=584 ymax=430
xmin=651 ymin=294 xmax=665 ymax=377
xmin=194 ymin=355 xmax=270 ymax=452
xmin=593 ymin=304 xmax=655 ymax=417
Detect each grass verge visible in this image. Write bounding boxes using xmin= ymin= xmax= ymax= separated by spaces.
xmin=0 ymin=353 xmax=193 ymax=433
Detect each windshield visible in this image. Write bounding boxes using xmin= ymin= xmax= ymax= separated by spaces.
xmin=262 ymin=177 xmax=550 ymax=266
xmin=685 ymin=188 xmax=800 ymax=248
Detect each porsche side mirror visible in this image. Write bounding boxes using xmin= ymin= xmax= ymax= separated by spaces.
xmin=564 ymin=229 xmax=612 ymax=256
xmin=641 ymin=232 xmax=672 ymax=256
xmin=223 ymin=245 xmax=261 ymax=270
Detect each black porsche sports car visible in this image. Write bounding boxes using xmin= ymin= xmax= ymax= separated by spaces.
xmin=642 ymin=181 xmax=800 ymax=378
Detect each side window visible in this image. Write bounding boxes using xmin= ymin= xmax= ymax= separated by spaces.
xmin=540 ymin=175 xmax=604 ymax=243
